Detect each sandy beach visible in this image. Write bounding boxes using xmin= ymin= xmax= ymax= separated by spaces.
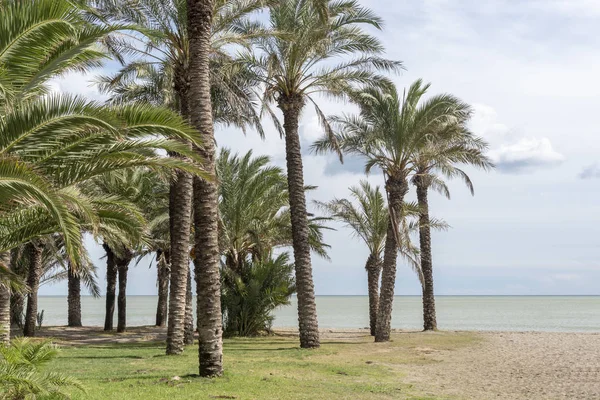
xmin=35 ymin=326 xmax=600 ymax=399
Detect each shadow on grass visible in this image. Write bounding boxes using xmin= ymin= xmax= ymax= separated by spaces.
xmin=61 ymin=355 xmax=146 ymax=360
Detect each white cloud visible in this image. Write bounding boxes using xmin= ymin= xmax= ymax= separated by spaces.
xmin=49 ymin=72 xmax=107 ymax=102
xmin=489 ymin=137 xmax=565 ymax=173
xmin=470 ymin=103 xmax=511 ymax=141
xmin=470 ymin=104 xmax=565 ymax=174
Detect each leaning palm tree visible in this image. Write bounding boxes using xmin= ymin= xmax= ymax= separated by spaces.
xmin=240 ymin=0 xmax=400 ymax=348
xmin=411 ymin=132 xmax=493 ymax=331
xmin=92 ymin=0 xmax=265 ymax=357
xmin=314 ymin=80 xmax=473 ymax=342
xmin=315 ymin=181 xmax=386 ymax=336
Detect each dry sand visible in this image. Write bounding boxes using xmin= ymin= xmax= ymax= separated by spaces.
xmin=401 ymin=331 xmax=600 ymax=400
xmin=34 ymin=326 xmax=600 ymax=399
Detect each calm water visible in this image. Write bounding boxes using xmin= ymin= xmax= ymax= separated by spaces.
xmin=37 ymin=295 xmax=600 ymax=332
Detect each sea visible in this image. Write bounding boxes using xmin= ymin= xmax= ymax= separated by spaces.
xmin=36 ymin=295 xmax=600 ymax=332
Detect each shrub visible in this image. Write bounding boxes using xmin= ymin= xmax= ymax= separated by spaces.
xmin=0 ymin=338 xmax=85 ymax=399
xmin=222 ymin=254 xmax=295 ymax=337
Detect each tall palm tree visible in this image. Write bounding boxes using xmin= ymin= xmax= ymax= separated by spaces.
xmin=316 ymin=181 xmax=386 ymax=336
xmin=314 ymin=80 xmax=473 ymax=341
xmin=187 ymin=0 xmax=223 ymax=378
xmin=411 ymin=131 xmax=493 ymax=331
xmin=93 ymin=0 xmax=264 ymax=356
xmin=240 ymin=0 xmax=400 ymax=348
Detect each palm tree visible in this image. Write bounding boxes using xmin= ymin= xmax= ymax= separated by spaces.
xmin=411 ymin=130 xmax=493 ymax=331
xmin=316 ymin=181 xmax=386 ymax=336
xmin=93 ymin=0 xmax=264 ymax=356
xmin=0 ymin=338 xmax=85 ymax=398
xmin=7 ymin=236 xmax=99 ymax=333
xmin=0 ymin=0 xmax=206 ymax=342
xmin=218 ymin=148 xmax=331 ymax=267
xmin=217 ymin=149 xmax=330 ymax=337
xmin=314 ymin=80 xmax=473 ymax=341
xmin=240 ymin=0 xmax=400 ymax=348
xmin=187 ymin=0 xmax=223 ymax=378
xmin=82 ymin=169 xmax=174 ymax=333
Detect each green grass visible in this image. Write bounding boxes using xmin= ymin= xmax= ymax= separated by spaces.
xmin=47 ymin=332 xmax=477 ymax=399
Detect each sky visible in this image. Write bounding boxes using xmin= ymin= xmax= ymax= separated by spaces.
xmin=42 ymin=0 xmax=600 ymax=296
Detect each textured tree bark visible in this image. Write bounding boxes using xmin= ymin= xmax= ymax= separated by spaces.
xmin=23 ymin=242 xmax=43 ymax=337
xmin=278 ymin=93 xmax=320 ymax=349
xmin=0 ymin=251 xmax=11 ymax=345
xmin=103 ymin=243 xmax=117 ymax=331
xmin=375 ymin=174 xmax=409 ymax=342
xmin=415 ymin=177 xmax=437 ymax=331
xmin=188 ymin=0 xmax=224 ymax=376
xmin=165 ymin=157 xmax=193 ymax=354
xmin=116 ymin=253 xmax=132 ymax=333
xmin=67 ymin=263 xmax=82 ymax=327
xmin=155 ymin=250 xmax=170 ymax=327
xmin=166 ymin=59 xmax=194 ymax=355
xmin=184 ymin=267 xmax=194 ymax=345
xmin=365 ymin=253 xmax=382 ymax=336
xmin=10 ymin=292 xmax=24 ymax=328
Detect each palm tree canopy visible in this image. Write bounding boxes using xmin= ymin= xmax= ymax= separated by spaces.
xmin=217 ymin=148 xmax=331 ymax=265
xmin=315 ymin=180 xmax=386 ymax=257
xmin=313 ymin=79 xmax=476 ymax=180
xmin=240 ymin=0 xmax=402 ymax=138
xmin=92 ymin=0 xmax=264 ymax=132
xmin=411 ymin=123 xmax=494 ymax=198
xmin=0 ymin=0 xmax=208 ymax=278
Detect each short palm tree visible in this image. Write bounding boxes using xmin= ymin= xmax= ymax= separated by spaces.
xmin=0 ymin=338 xmax=85 ymax=399
xmin=240 ymin=0 xmax=400 ymax=349
xmin=218 ymin=149 xmax=330 ymax=338
xmin=81 ymin=168 xmax=173 ymax=333
xmin=218 ymin=148 xmax=331 ymax=266
xmin=314 ymin=80 xmax=473 ymax=341
xmin=316 ymin=181 xmax=386 ymax=336
xmin=411 ymin=130 xmax=493 ymax=331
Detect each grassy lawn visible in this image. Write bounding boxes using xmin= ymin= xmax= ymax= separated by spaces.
xmin=48 ymin=332 xmax=476 ymax=399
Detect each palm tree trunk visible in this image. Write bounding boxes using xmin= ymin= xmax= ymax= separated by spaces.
xmin=24 ymin=242 xmax=43 ymax=337
xmin=165 ymin=62 xmax=194 ymax=355
xmin=10 ymin=292 xmax=24 ymax=328
xmin=0 ymin=251 xmax=11 ymax=345
xmin=67 ymin=263 xmax=82 ymax=327
xmin=166 ymin=154 xmax=193 ymax=354
xmin=188 ymin=0 xmax=223 ymax=376
xmin=416 ymin=178 xmax=437 ymax=331
xmin=116 ymin=254 xmax=131 ymax=333
xmin=365 ymin=253 xmax=382 ymax=336
xmin=184 ymin=267 xmax=194 ymax=345
xmin=278 ymin=94 xmax=320 ymax=349
xmin=375 ymin=174 xmax=409 ymax=342
xmin=156 ymin=250 xmax=170 ymax=327
xmin=103 ymin=243 xmax=117 ymax=331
